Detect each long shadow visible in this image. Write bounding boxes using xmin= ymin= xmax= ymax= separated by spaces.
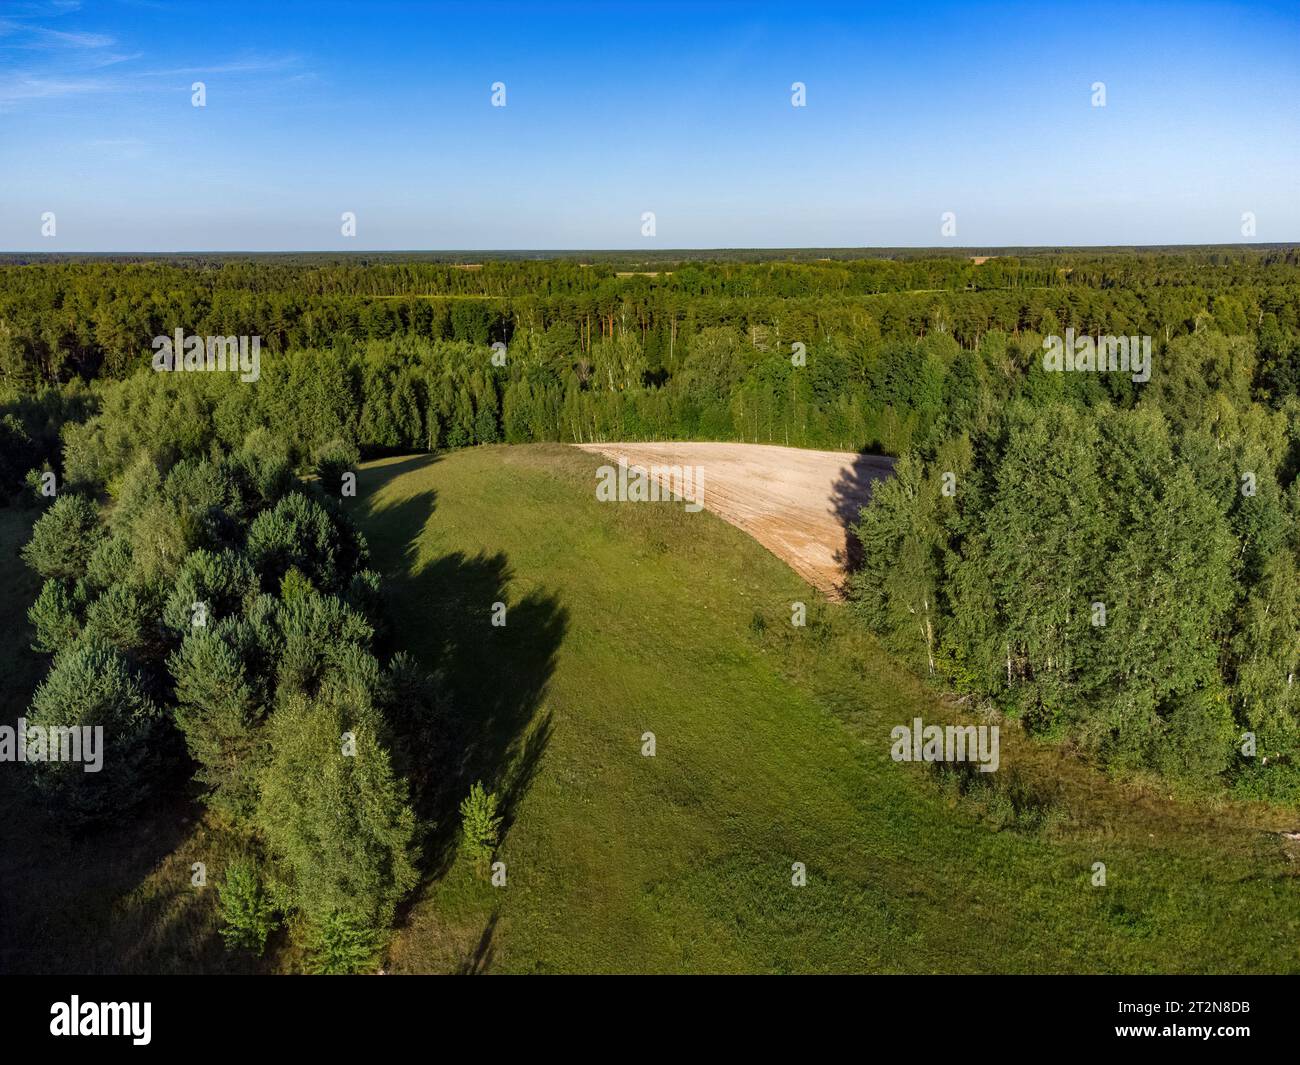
xmin=0 ymin=784 xmax=212 ymax=974
xmin=360 ymin=452 xmax=445 ymax=484
xmin=455 ymin=910 xmax=499 ymax=975
xmin=828 ymin=453 xmax=896 ymax=584
xmin=357 ymin=454 xmax=569 ymax=882
xmin=402 ymin=551 xmax=567 ymax=877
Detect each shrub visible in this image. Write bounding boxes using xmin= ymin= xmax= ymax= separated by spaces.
xmin=473 ymin=407 xmax=499 ymax=445
xmin=1156 ymin=688 xmax=1236 ymax=781
xmin=164 ymin=456 xmax=240 ymax=517
xmin=279 ymin=566 xmax=314 ymax=603
xmin=161 ymin=548 xmax=258 ymax=634
xmin=218 ymin=861 xmax=278 ymax=955
xmin=22 ymin=464 xmax=54 ymax=508
xmin=246 ymin=491 xmax=355 ymax=592
xmin=60 ymin=417 xmax=109 ymax=492
xmin=237 ymin=428 xmax=294 ymax=505
xmin=108 ymin=454 xmax=164 ymax=536
xmin=126 ymin=497 xmax=196 ymax=585
xmin=306 ymin=909 xmax=378 ymax=975
xmin=313 ymin=438 xmax=360 ymax=494
xmin=458 ymin=780 xmax=502 ymax=871
xmin=274 ymin=591 xmax=373 ymax=696
xmin=344 ymin=568 xmax=384 ymax=631
xmin=85 ymin=535 xmax=135 ymax=590
xmin=83 ymin=582 xmax=158 ymax=658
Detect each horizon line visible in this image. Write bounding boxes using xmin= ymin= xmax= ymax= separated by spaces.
xmin=2 ymin=242 xmax=1297 ymax=257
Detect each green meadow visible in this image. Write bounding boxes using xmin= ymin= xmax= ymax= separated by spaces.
xmin=353 ymin=445 xmax=1300 ymax=975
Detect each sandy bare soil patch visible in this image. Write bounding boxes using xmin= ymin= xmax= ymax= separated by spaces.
xmin=573 ymin=442 xmax=893 ymax=598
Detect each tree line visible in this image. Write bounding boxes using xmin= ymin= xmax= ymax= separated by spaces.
xmin=1 ymin=249 xmax=1297 ymax=491
xmin=19 ymin=429 xmax=429 ymax=970
xmin=851 ymin=328 xmax=1300 ymax=800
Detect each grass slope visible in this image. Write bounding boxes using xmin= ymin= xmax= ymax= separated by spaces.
xmin=355 ymin=445 xmax=1300 ymax=975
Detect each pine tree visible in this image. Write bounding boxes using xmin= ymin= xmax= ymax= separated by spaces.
xmin=458 ymin=780 xmax=502 ymax=873
xmin=27 ymin=637 xmax=163 ymax=822
xmin=217 ymin=861 xmax=278 ymax=955
xmin=21 ymin=493 xmax=103 ymax=580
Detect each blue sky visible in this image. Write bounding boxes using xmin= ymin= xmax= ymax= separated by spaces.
xmin=1 ymin=0 xmax=1297 ymax=250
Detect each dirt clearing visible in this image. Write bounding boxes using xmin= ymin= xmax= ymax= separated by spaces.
xmin=573 ymin=442 xmax=893 ymax=598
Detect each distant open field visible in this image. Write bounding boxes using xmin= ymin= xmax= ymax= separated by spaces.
xmin=573 ymin=442 xmax=892 ymax=597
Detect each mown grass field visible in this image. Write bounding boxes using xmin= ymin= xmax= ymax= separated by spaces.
xmin=355 ymin=445 xmax=1300 ymax=975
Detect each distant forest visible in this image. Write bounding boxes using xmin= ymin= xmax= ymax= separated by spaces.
xmin=3 ymin=248 xmax=1300 ymax=476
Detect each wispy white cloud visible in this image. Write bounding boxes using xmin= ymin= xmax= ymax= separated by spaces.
xmin=0 ymin=9 xmax=116 ymax=109
xmin=0 ymin=2 xmax=84 ymax=18
xmin=133 ymin=53 xmax=304 ymax=78
xmin=0 ymin=10 xmax=309 ymax=113
xmin=0 ymin=74 xmax=119 ymax=105
xmin=0 ymin=19 xmax=113 ymax=50
xmin=34 ymin=26 xmax=114 ymax=48
xmin=86 ymin=50 xmax=142 ymax=68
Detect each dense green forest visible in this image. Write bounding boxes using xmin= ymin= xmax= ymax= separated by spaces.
xmin=3 ymin=248 xmax=1300 ymax=474
xmin=3 ymin=248 xmax=1300 ymax=969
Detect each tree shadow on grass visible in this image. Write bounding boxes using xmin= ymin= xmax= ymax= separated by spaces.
xmin=0 ymin=784 xmax=242 ymax=974
xmin=405 ymin=551 xmax=567 ymax=877
xmin=828 ymin=453 xmax=895 ymax=587
xmin=358 ymin=455 xmax=569 ymax=880
xmin=455 ymin=909 xmax=499 ymax=975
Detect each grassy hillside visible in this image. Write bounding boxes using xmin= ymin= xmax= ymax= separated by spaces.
xmin=354 ymin=445 xmax=1300 ymax=975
